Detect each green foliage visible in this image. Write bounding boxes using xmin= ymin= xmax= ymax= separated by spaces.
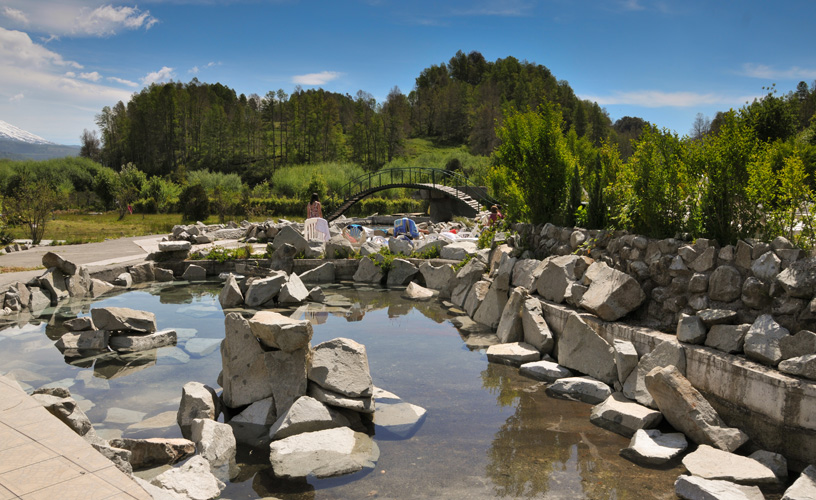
xmin=410 ymin=244 xmax=441 ymax=260
xmin=492 ymin=103 xmax=575 ymax=224
xmin=114 ymin=163 xmax=147 ymax=220
xmin=1 ymin=172 xmax=64 ymax=244
xmin=139 ymin=176 xmax=181 ymax=214
xmin=190 ymin=245 xmax=254 ymax=262
xmin=485 ymin=165 xmax=526 ymax=221
xmin=179 ymin=183 xmax=210 ymax=222
xmin=452 ymin=253 xmax=474 ymax=272
xmin=373 ymin=247 xmax=396 ymax=273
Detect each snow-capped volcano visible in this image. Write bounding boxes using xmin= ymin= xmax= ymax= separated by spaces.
xmin=0 ymin=119 xmax=54 ymax=145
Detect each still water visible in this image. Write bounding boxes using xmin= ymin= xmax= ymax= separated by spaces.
xmin=0 ymin=281 xmax=683 ymax=499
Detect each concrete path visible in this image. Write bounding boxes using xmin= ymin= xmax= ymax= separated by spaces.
xmin=0 ymin=375 xmax=151 ymax=500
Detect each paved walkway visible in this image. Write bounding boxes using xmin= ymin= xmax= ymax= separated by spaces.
xmin=0 ymin=375 xmax=151 ymax=500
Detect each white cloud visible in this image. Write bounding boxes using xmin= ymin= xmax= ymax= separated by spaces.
xmin=188 ymin=61 xmax=219 ymax=74
xmin=620 ymin=0 xmax=645 ymax=11
xmin=142 ymin=66 xmax=175 ymax=86
xmin=79 ymin=71 xmax=101 ymax=81
xmin=3 ymin=6 xmax=29 ymax=24
xmin=0 ymin=2 xmax=158 ymax=37
xmin=292 ymin=71 xmax=342 ymax=86
xmin=0 ymin=28 xmax=82 ymax=69
xmin=65 ymin=71 xmax=77 ymax=78
xmin=740 ymin=63 xmax=816 ymax=81
xmin=9 ymin=93 xmax=24 ymax=102
xmin=581 ymin=90 xmax=751 ymax=108
xmin=107 ymin=76 xmax=138 ymax=87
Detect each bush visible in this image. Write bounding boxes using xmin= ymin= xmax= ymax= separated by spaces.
xmin=179 ymin=184 xmax=210 ymax=222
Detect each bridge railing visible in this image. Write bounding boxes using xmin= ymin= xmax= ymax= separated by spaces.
xmin=338 ymin=167 xmax=498 ymax=208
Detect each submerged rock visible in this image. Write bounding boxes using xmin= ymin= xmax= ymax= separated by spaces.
xmin=620 ymin=429 xmax=687 ymax=466
xmin=268 ymin=427 xmax=380 ymax=478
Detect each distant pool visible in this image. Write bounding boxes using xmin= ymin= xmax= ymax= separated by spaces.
xmin=0 ymin=282 xmax=683 ymax=499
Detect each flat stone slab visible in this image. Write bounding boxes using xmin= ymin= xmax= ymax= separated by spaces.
xmin=682 ymin=445 xmax=778 ymax=486
xmin=519 ymin=360 xmax=574 ymax=383
xmin=620 ymin=429 xmax=687 ymax=466
xmin=268 ymin=427 xmax=380 ymax=478
xmin=546 ymin=376 xmax=612 ymax=405
xmin=486 ymin=342 xmax=541 ymax=366
xmin=675 ymin=475 xmax=764 ymax=500
xmin=109 ymin=329 xmax=177 ymax=353
xmin=589 ymin=392 xmax=663 ymax=437
xmin=782 ymin=464 xmax=816 ymax=500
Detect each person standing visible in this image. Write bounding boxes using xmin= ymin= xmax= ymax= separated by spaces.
xmin=307 ymin=193 xmax=323 ymax=219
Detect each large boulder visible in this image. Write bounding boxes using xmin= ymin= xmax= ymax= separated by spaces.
xmin=777 ymin=260 xmax=816 ymax=298
xmin=177 ymin=382 xmax=220 ymax=439
xmin=546 ymin=376 xmax=612 ymax=405
xmin=613 ymin=339 xmax=639 ymax=385
xmin=271 ymin=225 xmax=309 ymax=254
xmin=620 ymin=429 xmax=687 ymax=466
xmin=268 ymin=395 xmax=350 ymax=440
xmin=218 ymin=275 xmax=244 ymax=308
xmin=371 ymin=387 xmax=427 ymax=439
xmin=535 ymin=255 xmax=590 ymax=303
xmin=708 ymin=265 xmax=743 ymax=302
xmin=744 ymin=314 xmax=790 ymax=367
xmin=463 ymin=280 xmax=490 ymax=318
xmin=308 ymin=383 xmax=374 ymax=413
xmin=674 ymin=475 xmax=764 ymax=500
xmin=386 ymin=259 xmax=419 ymax=286
xmin=325 ymin=235 xmax=355 ymax=259
xmin=556 ymin=312 xmax=618 ymax=386
xmin=265 ymin=348 xmax=309 ymax=416
xmin=220 ymin=313 xmax=273 ymax=408
xmin=518 ymin=360 xmax=573 ymax=382
xmin=578 ymin=262 xmax=645 ymax=321
xmin=150 ymin=455 xmax=226 ymax=500
xmin=278 ymin=273 xmax=310 ymax=303
xmin=91 ymin=307 xmax=157 ymax=333
xmin=55 ymin=330 xmax=109 ymax=351
xmin=244 ymin=273 xmax=287 ymax=307
xmin=589 ymin=392 xmax=662 ymax=437
xmin=512 ymin=259 xmax=545 ymax=291
xmin=521 ymin=297 xmax=554 ymax=353
xmin=493 ymin=253 xmax=516 ymax=291
xmin=778 ymin=354 xmax=816 ymax=381
xmin=485 ymin=342 xmax=540 ymax=366
xmin=190 ymin=418 xmax=236 ymax=466
xmin=752 ymin=251 xmax=782 ymax=282
xmin=353 ymin=257 xmax=384 ymax=283
xmin=402 ymin=282 xmax=434 ymax=301
xmin=623 ymin=339 xmax=685 ymax=408
xmin=31 ymin=392 xmax=93 ymax=437
xmin=495 ymin=287 xmax=525 ymax=343
xmin=388 ymin=237 xmax=414 ymax=256
xmin=676 ymin=314 xmax=707 ymax=345
xmin=109 ymin=329 xmax=177 ymax=353
xmin=682 ymin=445 xmax=778 ymax=486
xmin=418 ymin=262 xmax=455 ymax=296
xmin=440 ymin=241 xmax=478 ymax=260
xmin=268 ymin=427 xmax=380 ymax=478
xmin=705 ymin=324 xmax=750 ymax=354
xmin=645 ymin=366 xmax=748 ymax=452
xmin=472 ymin=281 xmax=509 ymax=330
xmin=42 ymin=251 xmax=77 ymax=275
xmin=249 ymin=311 xmax=313 ymax=352
xmin=782 ymin=464 xmax=816 ymax=500
xmin=111 ymin=437 xmax=196 ymax=469
xmin=299 ymin=262 xmax=336 ymax=284
xmin=308 ymin=338 xmax=373 ymax=397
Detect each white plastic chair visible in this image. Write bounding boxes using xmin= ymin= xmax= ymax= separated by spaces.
xmin=304 ymin=218 xmax=330 ymax=242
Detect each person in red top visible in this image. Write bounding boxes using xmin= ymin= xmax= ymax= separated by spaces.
xmin=307 ymin=193 xmax=323 ymax=219
xmin=488 ymin=205 xmax=504 ymax=226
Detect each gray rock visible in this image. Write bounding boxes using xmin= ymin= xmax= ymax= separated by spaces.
xmin=353 ymin=257 xmax=383 ymax=283
xmin=155 ymin=267 xmax=175 ymax=282
xmin=473 ymin=281 xmax=509 ymax=330
xmin=690 ymin=247 xmax=717 ymax=273
xmin=496 ymin=287 xmax=525 ymax=343
xmin=547 ymin=376 xmax=612 ymax=404
xmin=325 ymin=235 xmax=355 ymax=258
xmin=190 ymin=418 xmax=236 ymax=465
xmin=55 ymin=330 xmax=110 ymax=351
xmin=778 ymin=354 xmax=816 ymax=380
xmin=91 ymin=307 xmax=157 ymax=333
xmin=181 ymin=264 xmax=207 ymax=281
xmin=440 ymin=240 xmax=478 ymax=260
xmin=589 ymin=392 xmax=663 ymax=437
xmin=299 ymin=262 xmax=336 ymax=284
xmin=512 ymin=259 xmax=545 ymax=290
xmin=682 ymin=445 xmax=778 ymax=486
xmin=557 ymin=312 xmax=618 ymax=386
xmin=91 ymin=442 xmax=132 ymax=475
xmin=705 ymin=324 xmax=750 ymax=354
xmin=688 ymin=273 xmax=709 ymax=293
xmin=308 ymin=286 xmax=325 ymax=303
xmin=620 ymin=429 xmax=687 ymax=466
xmin=42 ymin=251 xmax=77 ymax=275
xmin=271 ymin=225 xmax=310 ymax=254
xmin=109 ymin=329 xmax=176 ymax=353
xmin=519 ymin=360 xmax=573 ymax=382
xmin=744 ymin=314 xmax=790 ymax=366
xmin=493 ymin=253 xmax=517 ymax=291
xmin=698 ymin=309 xmax=738 ymax=326
xmin=177 ymin=381 xmax=220 ymax=440
xmin=709 ymin=265 xmax=743 ymax=302
xmin=579 ymin=262 xmax=646 ymax=321
xmin=113 ymin=272 xmax=133 ymax=288
xmin=463 ymin=280 xmax=490 ymax=318
xmin=218 ymin=274 xmax=243 ymax=308
xmin=402 ymin=282 xmax=434 ymax=301
xmin=38 ymin=268 xmax=69 ymax=304
xmin=614 ymin=339 xmax=639 ymax=384
xmin=645 ymin=366 xmax=748 ymax=452
xmin=388 ymin=237 xmax=414 ymax=256
xmin=307 ymin=383 xmax=374 ymax=413
xmin=244 ymin=273 xmax=287 ymax=307
xmin=623 ymin=339 xmax=686 ymax=408
xmin=250 ymin=310 xmax=312 ymax=352
xmin=677 ymin=314 xmax=707 ymax=344
xmin=308 ymin=337 xmax=373 ymax=397
xmin=535 ymin=255 xmax=590 ymax=303
xmin=780 ymin=330 xmax=816 ymax=360
xmin=485 ymin=342 xmax=540 ymax=366
xmin=782 ymin=464 xmax=816 ymax=500
xmin=386 ymin=259 xmax=419 ymax=286
xmin=32 ymin=392 xmax=93 ymax=436
xmin=776 ymin=260 xmax=816 ymax=298
xmin=89 ymin=279 xmax=114 ymax=298
xmin=371 ymin=387 xmax=427 ymax=439
xmin=129 ymin=262 xmax=155 ymax=283
xmin=752 ymin=251 xmax=781 ymax=281
xmin=269 ymin=242 xmax=298 ymax=273
xmin=111 ymin=437 xmax=196 ymax=469
xmin=63 ymin=317 xmax=95 ymax=332
xmin=158 ymin=240 xmax=191 ymax=252
xmin=419 ymin=262 xmax=455 ymax=298
xmin=269 ymin=395 xmax=350 ymax=440
xmin=279 ymin=273 xmax=310 ymax=303
xmin=521 ymin=297 xmax=553 ymax=353
xmin=150 ymin=455 xmax=225 ymax=500
xmin=675 ymin=475 xmax=765 ymax=500
xmin=269 ymin=427 xmax=379 ymax=478
xmin=748 ymin=450 xmax=788 ymax=483
xmin=220 ymin=313 xmax=273 ymax=408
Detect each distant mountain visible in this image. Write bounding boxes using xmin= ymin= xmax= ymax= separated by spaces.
xmin=0 ymin=120 xmax=80 ymax=160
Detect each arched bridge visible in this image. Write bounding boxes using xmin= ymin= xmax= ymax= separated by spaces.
xmin=327 ymin=167 xmax=499 ymax=222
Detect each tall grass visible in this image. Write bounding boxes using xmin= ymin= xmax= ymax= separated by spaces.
xmin=271 ymin=162 xmax=366 ymax=197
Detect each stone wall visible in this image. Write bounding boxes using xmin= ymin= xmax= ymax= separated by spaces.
xmin=514 ymin=222 xmax=816 ymax=334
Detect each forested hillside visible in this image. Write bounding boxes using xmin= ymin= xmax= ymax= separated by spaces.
xmin=92 ymin=51 xmax=616 ymax=184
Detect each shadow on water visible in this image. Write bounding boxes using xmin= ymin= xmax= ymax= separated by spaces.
xmin=0 ymin=281 xmax=683 ymax=499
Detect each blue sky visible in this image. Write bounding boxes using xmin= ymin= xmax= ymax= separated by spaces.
xmin=0 ymin=0 xmax=814 ymax=146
